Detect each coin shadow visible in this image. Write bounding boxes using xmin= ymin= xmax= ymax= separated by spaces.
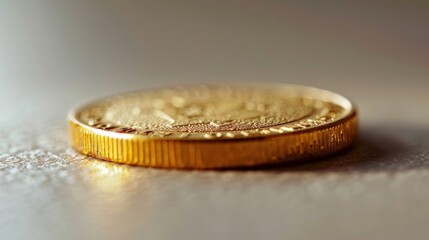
xmin=238 ymin=124 xmax=428 ymax=173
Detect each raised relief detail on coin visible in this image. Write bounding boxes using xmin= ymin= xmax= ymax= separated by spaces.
xmin=78 ymin=85 xmax=345 ymax=139
xmin=69 ymin=84 xmax=357 ymax=168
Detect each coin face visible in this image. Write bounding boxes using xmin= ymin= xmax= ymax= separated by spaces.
xmin=75 ymin=84 xmax=350 ymax=139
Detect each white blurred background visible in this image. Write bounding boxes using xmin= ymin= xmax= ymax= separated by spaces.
xmin=1 ymin=0 xmax=428 ymax=128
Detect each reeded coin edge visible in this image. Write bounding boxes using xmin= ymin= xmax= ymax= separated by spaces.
xmin=68 ymin=112 xmax=357 ymax=169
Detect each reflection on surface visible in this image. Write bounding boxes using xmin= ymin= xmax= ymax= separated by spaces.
xmin=83 ymin=159 xmax=131 ymax=193
xmin=79 ymin=159 xmax=141 ymax=238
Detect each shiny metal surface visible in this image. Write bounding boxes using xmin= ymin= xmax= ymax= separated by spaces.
xmin=1 ymin=1 xmax=428 ymax=240
xmin=69 ymin=84 xmax=357 ymax=168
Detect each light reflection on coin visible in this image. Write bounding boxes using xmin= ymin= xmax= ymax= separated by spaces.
xmin=69 ymin=84 xmax=357 ymax=169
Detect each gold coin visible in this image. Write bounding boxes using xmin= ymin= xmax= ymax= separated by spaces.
xmin=68 ymin=84 xmax=357 ymax=169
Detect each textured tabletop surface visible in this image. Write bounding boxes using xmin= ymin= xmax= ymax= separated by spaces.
xmin=1 ymin=1 xmax=428 ymax=240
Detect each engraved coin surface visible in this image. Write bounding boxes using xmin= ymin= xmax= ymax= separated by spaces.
xmin=69 ymin=84 xmax=357 ymax=169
